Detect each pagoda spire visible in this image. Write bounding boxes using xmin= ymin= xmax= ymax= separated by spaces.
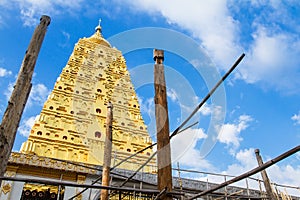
xmin=95 ymin=18 xmax=102 ymax=36
xmin=20 ymin=23 xmax=156 ymax=173
xmin=87 ymin=19 xmax=111 ymax=47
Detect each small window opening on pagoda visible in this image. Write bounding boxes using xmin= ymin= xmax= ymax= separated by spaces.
xmin=96 ymin=108 xmax=101 ymax=113
xmin=37 ymin=131 xmax=42 ymax=135
xmin=63 ymin=136 xmax=67 ymax=140
xmin=127 ymin=148 xmax=131 ymax=152
xmin=95 ymin=131 xmax=101 ymax=138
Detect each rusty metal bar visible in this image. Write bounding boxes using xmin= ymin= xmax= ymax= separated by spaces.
xmin=170 ymin=53 xmax=245 ymax=139
xmin=0 ymin=176 xmax=181 ymax=196
xmin=154 ymin=187 xmax=167 ymax=200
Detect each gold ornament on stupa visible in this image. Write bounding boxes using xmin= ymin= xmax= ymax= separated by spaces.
xmin=21 ymin=22 xmax=156 ymax=172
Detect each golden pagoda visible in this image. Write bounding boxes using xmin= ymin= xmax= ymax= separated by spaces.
xmin=20 ymin=23 xmax=156 ymax=172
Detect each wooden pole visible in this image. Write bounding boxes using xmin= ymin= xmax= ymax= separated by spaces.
xmin=188 ymin=145 xmax=300 ymax=200
xmin=255 ymin=149 xmax=277 ymax=200
xmin=101 ymin=102 xmax=113 ymax=200
xmin=153 ymin=49 xmax=172 ymax=200
xmin=0 ymin=15 xmax=50 ymax=185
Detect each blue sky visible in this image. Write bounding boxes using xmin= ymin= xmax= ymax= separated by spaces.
xmin=1 ymin=0 xmax=300 ymax=195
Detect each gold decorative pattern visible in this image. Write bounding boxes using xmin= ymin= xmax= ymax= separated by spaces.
xmin=19 ymin=24 xmax=156 ymax=172
xmin=1 ymin=183 xmax=11 ymax=194
xmin=9 ymin=152 xmax=96 ymax=174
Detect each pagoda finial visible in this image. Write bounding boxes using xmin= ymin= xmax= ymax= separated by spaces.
xmin=95 ymin=18 xmax=102 ymax=34
xmin=87 ymin=19 xmax=111 ymax=47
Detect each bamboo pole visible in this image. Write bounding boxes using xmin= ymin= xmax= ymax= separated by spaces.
xmin=0 ymin=15 xmax=50 ymax=186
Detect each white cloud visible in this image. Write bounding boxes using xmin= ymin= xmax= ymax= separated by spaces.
xmin=59 ymin=31 xmax=71 ymax=48
xmin=120 ymin=0 xmax=240 ymax=68
xmin=167 ymin=88 xmax=178 ymax=102
xmin=217 ymin=115 xmax=253 ymax=153
xmin=0 ymin=15 xmax=3 ymax=27
xmin=12 ymin=0 xmax=84 ymax=26
xmin=116 ymin=0 xmax=300 ymax=94
xmin=0 ymin=67 xmax=12 ymax=77
xmin=199 ymin=103 xmax=211 ymax=116
xmin=184 ymin=102 xmax=221 ymax=118
xmin=4 ymin=82 xmax=14 ymax=100
xmin=17 ymin=115 xmax=39 ymax=137
xmin=218 ymin=123 xmax=242 ymax=147
xmin=291 ymin=112 xmax=300 ymax=125
xmin=27 ymin=83 xmax=50 ymax=107
xmin=228 ymin=148 xmax=257 ymax=173
xmin=0 ymin=0 xmax=12 ymax=10
xmin=5 ymin=83 xmax=50 ymax=107
xmin=296 ymin=152 xmax=300 ymax=160
xmin=269 ymin=164 xmax=300 ymax=192
xmin=236 ymin=26 xmax=300 ymax=92
xmin=226 ymin=149 xmax=300 ymax=196
xmin=2 ymin=1 xmax=300 ymax=94
xmin=171 ymin=128 xmax=213 ymax=170
xmin=137 ymin=95 xmax=157 ymax=137
xmin=196 ymin=148 xmax=259 ymax=187
xmin=197 ymin=148 xmax=300 ymax=196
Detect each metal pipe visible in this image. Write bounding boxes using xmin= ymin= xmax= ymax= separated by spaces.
xmin=187 ymin=145 xmax=300 ymax=200
xmin=170 ymin=53 xmax=245 ymax=139
xmin=0 ymin=176 xmax=183 ymax=196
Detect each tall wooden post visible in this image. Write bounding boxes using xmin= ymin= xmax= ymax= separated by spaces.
xmin=0 ymin=15 xmax=50 ymax=185
xmin=153 ymin=49 xmax=172 ymax=199
xmin=101 ymin=102 xmax=113 ymax=200
xmin=255 ymin=149 xmax=276 ymax=200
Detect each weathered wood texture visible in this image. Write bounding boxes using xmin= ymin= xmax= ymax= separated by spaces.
xmin=101 ymin=102 xmax=113 ymax=200
xmin=255 ymin=149 xmax=277 ymax=200
xmin=153 ymin=49 xmax=172 ymax=200
xmin=0 ymin=15 xmax=50 ymax=185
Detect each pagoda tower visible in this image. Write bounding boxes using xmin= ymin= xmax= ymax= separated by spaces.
xmin=20 ymin=24 xmax=156 ymax=172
